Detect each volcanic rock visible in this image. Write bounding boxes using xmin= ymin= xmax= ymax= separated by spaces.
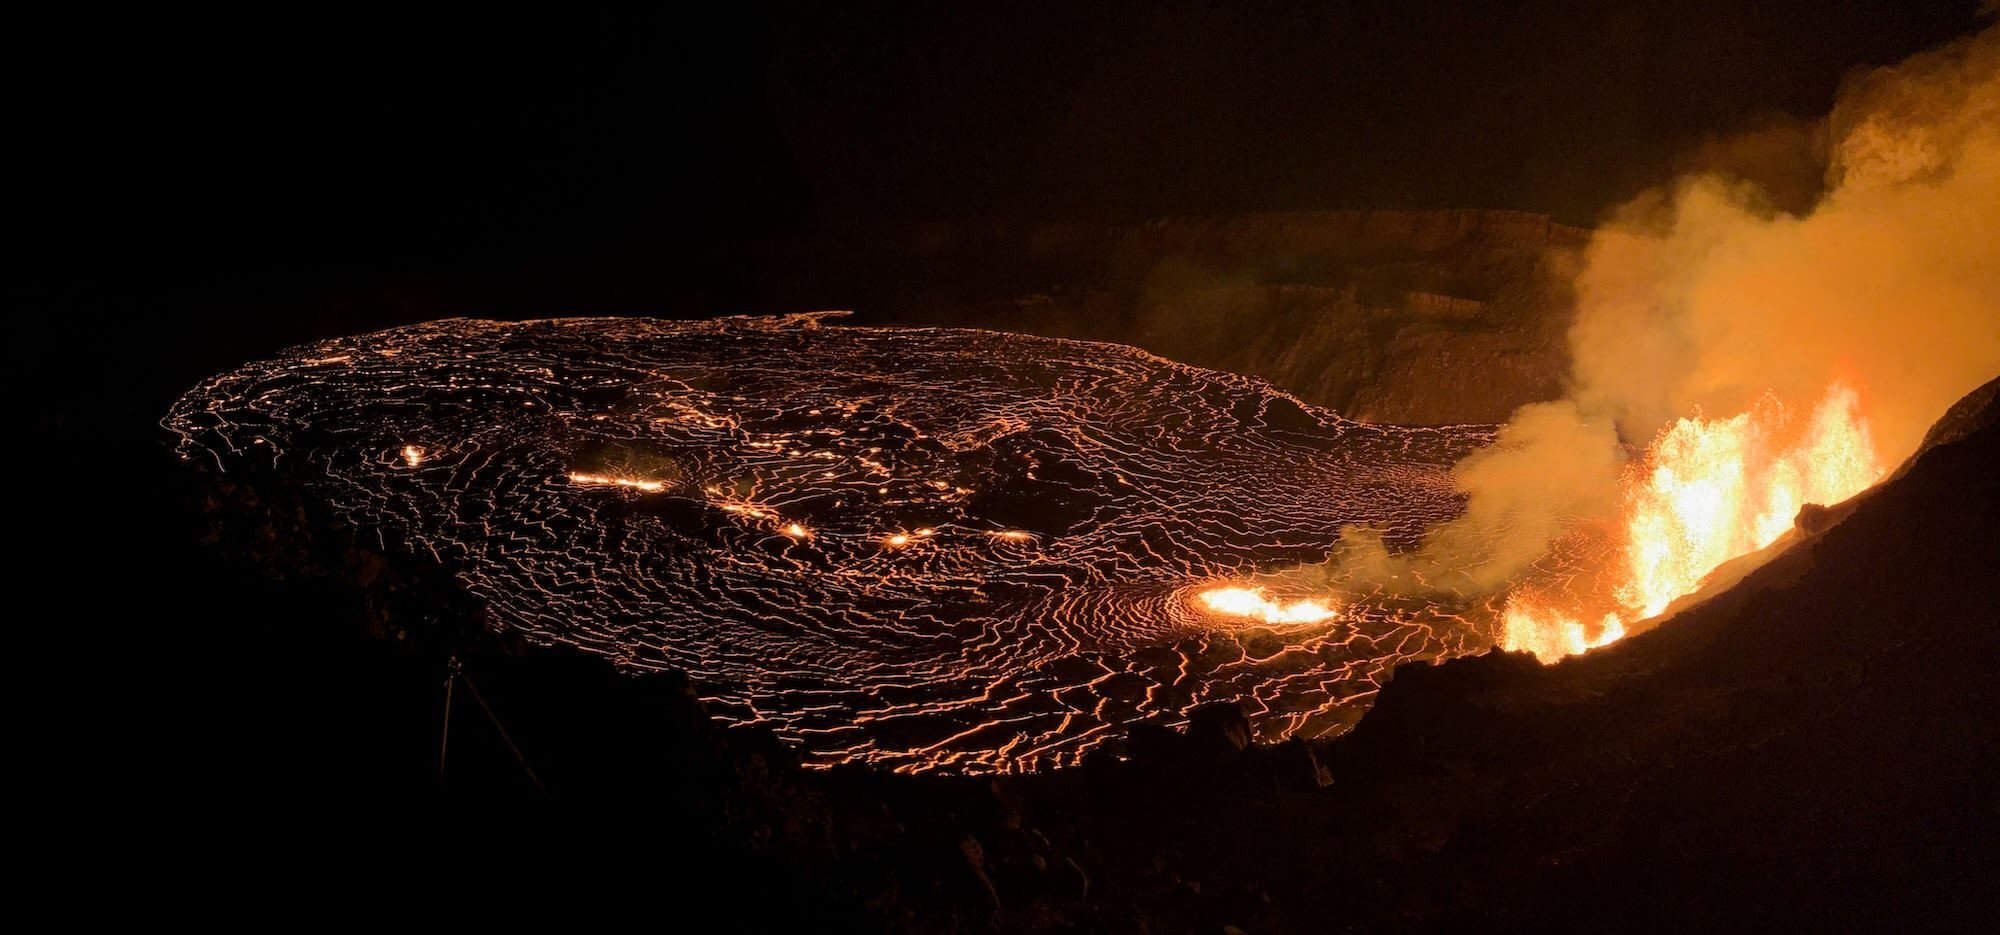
xmin=1185 ymin=702 xmax=1253 ymax=754
xmin=829 ymin=210 xmax=1587 ymax=424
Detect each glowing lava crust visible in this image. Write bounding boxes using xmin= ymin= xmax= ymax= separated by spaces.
xmin=167 ymin=314 xmax=1501 ymax=773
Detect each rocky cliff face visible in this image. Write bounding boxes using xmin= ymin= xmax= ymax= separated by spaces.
xmin=857 ymin=210 xmax=1586 ymax=424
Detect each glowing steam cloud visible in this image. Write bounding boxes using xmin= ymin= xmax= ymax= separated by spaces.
xmin=1346 ymin=24 xmax=2000 ymax=660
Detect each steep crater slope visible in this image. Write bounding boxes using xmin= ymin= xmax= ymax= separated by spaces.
xmin=724 ymin=209 xmax=1589 ymax=424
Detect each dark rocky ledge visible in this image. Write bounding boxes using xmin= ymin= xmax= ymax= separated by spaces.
xmin=163 ymin=377 xmax=1998 ymax=931
xmin=831 ymin=210 xmax=1588 ymax=426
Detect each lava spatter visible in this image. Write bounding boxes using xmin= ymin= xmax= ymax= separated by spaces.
xmin=166 ymin=313 xmax=1498 ymax=773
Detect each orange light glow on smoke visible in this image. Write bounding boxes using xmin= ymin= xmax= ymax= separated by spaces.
xmin=1504 ymin=381 xmax=1883 ymax=662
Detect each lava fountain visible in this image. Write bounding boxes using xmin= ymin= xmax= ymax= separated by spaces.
xmin=1488 ymin=22 xmax=2000 ymax=660
xmin=1501 ymin=382 xmax=1884 ymax=662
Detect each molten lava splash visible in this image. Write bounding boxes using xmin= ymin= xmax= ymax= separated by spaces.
xmin=1503 ymin=382 xmax=1883 ymax=662
xmin=1500 ymin=596 xmax=1625 ymax=664
xmin=1198 ymin=586 xmax=1340 ymax=625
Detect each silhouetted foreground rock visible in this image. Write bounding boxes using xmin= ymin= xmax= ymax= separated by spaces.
xmin=175 ymin=377 xmax=1998 ymax=932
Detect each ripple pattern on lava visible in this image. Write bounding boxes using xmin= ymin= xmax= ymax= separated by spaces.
xmin=166 ymin=313 xmax=1500 ymax=773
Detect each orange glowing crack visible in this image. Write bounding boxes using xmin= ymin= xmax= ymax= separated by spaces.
xmin=567 ymin=471 xmax=668 ymax=493
xmin=166 ymin=314 xmax=1500 ymax=774
xmin=720 ymin=501 xmax=779 ymax=520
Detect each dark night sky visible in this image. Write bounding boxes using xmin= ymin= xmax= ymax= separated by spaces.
xmin=11 ymin=1 xmax=1990 ymax=450
xmin=13 ymin=0 xmax=1984 ymax=467
xmin=16 ymin=2 xmax=1984 ymax=285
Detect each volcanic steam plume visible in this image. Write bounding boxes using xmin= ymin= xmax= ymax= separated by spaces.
xmin=1420 ymin=24 xmax=2000 ymax=659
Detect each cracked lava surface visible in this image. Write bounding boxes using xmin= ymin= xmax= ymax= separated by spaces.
xmin=167 ymin=313 xmax=1504 ymax=773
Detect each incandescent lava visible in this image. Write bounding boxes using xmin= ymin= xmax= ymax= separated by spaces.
xmin=167 ymin=313 xmax=1506 ymax=773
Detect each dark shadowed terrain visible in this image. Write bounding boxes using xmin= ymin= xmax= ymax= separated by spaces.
xmin=101 ymin=367 xmax=2000 ymax=931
